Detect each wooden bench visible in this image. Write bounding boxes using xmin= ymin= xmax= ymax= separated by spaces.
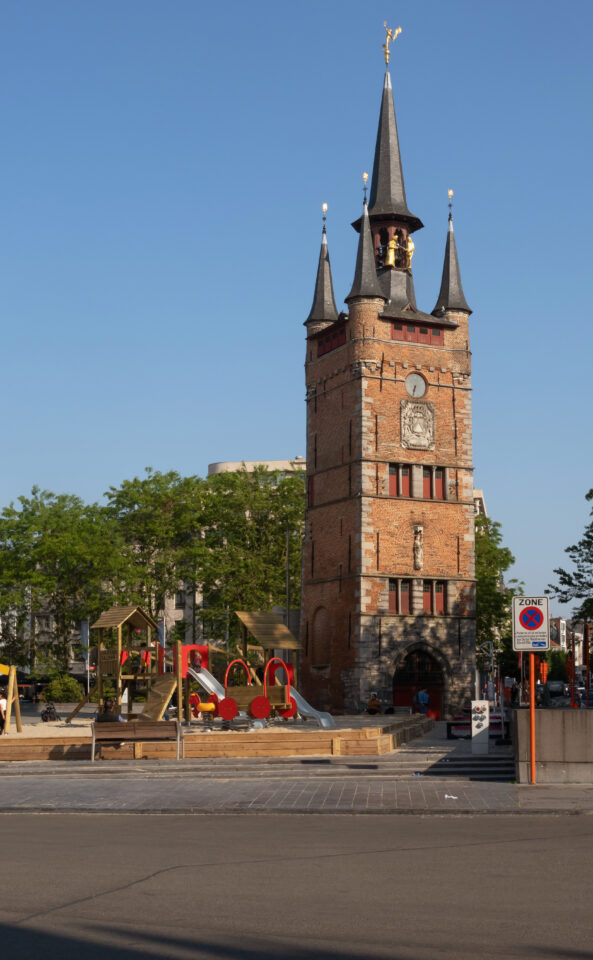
xmin=91 ymin=720 xmax=183 ymax=761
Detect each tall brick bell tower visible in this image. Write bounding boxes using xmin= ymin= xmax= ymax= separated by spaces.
xmin=300 ymin=32 xmax=476 ymax=718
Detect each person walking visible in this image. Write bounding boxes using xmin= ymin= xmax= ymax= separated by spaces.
xmin=416 ymin=688 xmax=430 ymax=715
xmin=0 ymin=686 xmax=7 ymax=734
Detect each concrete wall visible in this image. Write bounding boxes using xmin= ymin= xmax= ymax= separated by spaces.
xmin=514 ymin=709 xmax=593 ymax=783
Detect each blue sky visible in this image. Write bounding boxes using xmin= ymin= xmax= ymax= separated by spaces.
xmin=1 ymin=1 xmax=592 ymax=612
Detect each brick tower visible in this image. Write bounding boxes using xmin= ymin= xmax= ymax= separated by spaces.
xmin=300 ymin=41 xmax=476 ymax=717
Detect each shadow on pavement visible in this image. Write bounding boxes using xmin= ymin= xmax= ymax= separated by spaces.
xmin=3 ymin=924 xmax=593 ymax=960
xmin=0 ymin=923 xmax=397 ymax=960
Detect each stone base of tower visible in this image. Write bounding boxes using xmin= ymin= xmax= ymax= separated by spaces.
xmin=301 ymin=613 xmax=476 ymax=719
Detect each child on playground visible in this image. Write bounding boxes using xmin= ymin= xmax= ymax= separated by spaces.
xmin=0 ymin=686 xmax=6 ymax=734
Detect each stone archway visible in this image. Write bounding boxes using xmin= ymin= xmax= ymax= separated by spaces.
xmin=392 ymin=646 xmax=447 ymax=720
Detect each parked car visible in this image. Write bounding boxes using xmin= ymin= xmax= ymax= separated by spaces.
xmin=542 ymin=681 xmax=571 ymax=708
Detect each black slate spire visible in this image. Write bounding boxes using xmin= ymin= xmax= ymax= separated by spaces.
xmin=432 ymin=212 xmax=471 ymax=316
xmin=346 ymin=202 xmax=386 ymax=304
xmin=305 ymin=224 xmax=339 ymax=326
xmin=368 ymin=70 xmax=423 ymax=233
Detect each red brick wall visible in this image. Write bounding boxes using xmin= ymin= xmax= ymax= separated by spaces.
xmin=301 ymin=298 xmax=476 ymax=716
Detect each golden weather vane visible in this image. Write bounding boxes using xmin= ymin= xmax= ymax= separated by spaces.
xmin=382 ymin=22 xmax=402 ymax=67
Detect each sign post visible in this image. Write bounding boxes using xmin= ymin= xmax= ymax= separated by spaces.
xmin=512 ymin=597 xmax=550 ymax=785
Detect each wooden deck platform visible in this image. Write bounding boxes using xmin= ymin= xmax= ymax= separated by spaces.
xmin=0 ymin=716 xmax=433 ymax=762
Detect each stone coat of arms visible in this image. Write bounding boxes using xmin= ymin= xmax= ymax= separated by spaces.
xmin=400 ymin=399 xmax=435 ymax=450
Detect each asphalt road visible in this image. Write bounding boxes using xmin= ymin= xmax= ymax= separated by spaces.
xmin=1 ymin=814 xmax=592 ymax=959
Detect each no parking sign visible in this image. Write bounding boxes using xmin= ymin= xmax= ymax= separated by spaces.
xmin=512 ymin=597 xmax=550 ymax=651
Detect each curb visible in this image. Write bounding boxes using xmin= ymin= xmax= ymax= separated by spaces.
xmin=0 ymin=805 xmax=589 ymax=816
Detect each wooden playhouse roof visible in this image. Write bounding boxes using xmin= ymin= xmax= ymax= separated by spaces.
xmin=91 ymin=605 xmax=158 ymax=631
xmin=235 ymin=611 xmax=301 ymax=651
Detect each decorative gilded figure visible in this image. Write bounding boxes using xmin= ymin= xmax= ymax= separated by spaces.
xmin=384 ymin=236 xmax=398 ymax=268
xmin=406 ymin=235 xmax=415 ymax=268
xmin=382 ymin=22 xmax=402 ymax=66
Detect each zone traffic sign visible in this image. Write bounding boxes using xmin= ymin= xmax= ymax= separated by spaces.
xmin=512 ymin=597 xmax=550 ymax=651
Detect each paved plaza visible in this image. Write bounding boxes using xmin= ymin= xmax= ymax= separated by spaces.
xmin=2 ymin=721 xmax=593 ymax=815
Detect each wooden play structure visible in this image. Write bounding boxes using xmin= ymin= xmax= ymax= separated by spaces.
xmin=66 ymin=605 xmax=177 ymax=723
xmin=1 ymin=663 xmax=23 ymax=735
xmin=64 ymin=604 xmax=304 ymax=730
xmin=235 ymin=611 xmax=300 ymax=684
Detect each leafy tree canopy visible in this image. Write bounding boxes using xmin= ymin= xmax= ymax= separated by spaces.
xmin=548 ymin=488 xmax=593 ymax=620
xmin=475 ymin=515 xmax=522 ymax=670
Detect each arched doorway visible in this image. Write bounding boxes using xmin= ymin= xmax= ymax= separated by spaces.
xmin=393 ymin=649 xmax=445 ymax=719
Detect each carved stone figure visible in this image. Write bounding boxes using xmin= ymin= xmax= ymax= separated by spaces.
xmin=413 ymin=526 xmax=423 ymax=570
xmin=401 ymin=400 xmax=435 ymax=450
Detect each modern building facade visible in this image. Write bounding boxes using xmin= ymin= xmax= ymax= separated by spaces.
xmin=300 ymin=36 xmax=476 ymax=717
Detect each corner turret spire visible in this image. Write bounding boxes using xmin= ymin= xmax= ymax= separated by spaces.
xmin=346 ymin=200 xmax=386 ymax=304
xmin=305 ymin=204 xmax=339 ymax=329
xmin=432 ymin=191 xmax=471 ymax=316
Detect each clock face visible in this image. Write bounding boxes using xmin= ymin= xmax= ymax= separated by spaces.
xmin=405 ymin=372 xmax=427 ymax=398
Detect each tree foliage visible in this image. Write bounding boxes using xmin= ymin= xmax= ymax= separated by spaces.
xmin=0 ymin=467 xmax=306 ymax=667
xmin=475 ymin=515 xmax=521 ymax=668
xmin=199 ymin=468 xmax=305 ymax=642
xmin=548 ymin=488 xmax=593 ymax=619
xmin=0 ymin=489 xmax=127 ymax=669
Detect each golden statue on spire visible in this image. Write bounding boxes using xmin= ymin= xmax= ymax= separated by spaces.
xmin=382 ymin=22 xmax=402 ymax=66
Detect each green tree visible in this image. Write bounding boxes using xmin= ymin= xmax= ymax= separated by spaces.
xmin=475 ymin=515 xmax=522 ymax=671
xmin=199 ymin=467 xmax=305 ymax=643
xmin=105 ymin=469 xmax=207 ymax=619
xmin=548 ymin=488 xmax=593 ymax=619
xmin=0 ymin=488 xmax=127 ymax=669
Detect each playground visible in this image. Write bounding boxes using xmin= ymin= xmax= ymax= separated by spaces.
xmin=0 ymin=605 xmax=433 ymax=762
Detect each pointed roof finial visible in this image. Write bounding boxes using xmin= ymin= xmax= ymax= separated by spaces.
xmin=346 ymin=200 xmax=385 ymax=304
xmin=362 ymin=171 xmax=369 ymax=203
xmin=305 ymin=207 xmax=339 ymax=326
xmin=382 ymin=22 xmax=402 ymax=67
xmin=432 ymin=195 xmax=471 ymax=316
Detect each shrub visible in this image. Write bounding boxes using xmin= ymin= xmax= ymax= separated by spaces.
xmin=42 ymin=675 xmax=84 ymax=703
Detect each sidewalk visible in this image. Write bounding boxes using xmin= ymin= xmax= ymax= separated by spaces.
xmin=2 ymin=721 xmax=593 ymax=815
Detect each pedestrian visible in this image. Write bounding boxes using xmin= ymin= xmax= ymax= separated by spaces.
xmin=96 ymin=699 xmax=124 ymax=723
xmin=416 ymin=688 xmax=430 ymax=715
xmin=366 ymin=692 xmax=382 ymax=715
xmin=0 ymin=686 xmax=7 ymax=734
xmin=510 ymin=680 xmax=520 ymax=707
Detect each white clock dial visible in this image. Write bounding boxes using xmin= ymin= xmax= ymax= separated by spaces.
xmin=405 ymin=373 xmax=427 ymax=398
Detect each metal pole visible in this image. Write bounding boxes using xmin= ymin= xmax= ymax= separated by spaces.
xmin=570 ymin=629 xmax=577 ymax=708
xmin=529 ymin=652 xmax=536 ymax=784
xmin=285 ymin=525 xmax=291 ymax=626
xmin=586 ymin=619 xmax=590 ymax=709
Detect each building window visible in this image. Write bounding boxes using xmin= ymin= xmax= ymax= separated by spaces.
xmin=308 ymin=475 xmax=314 ymax=507
xmin=317 ymin=324 xmax=346 ymax=357
xmin=423 ymin=581 xmax=433 ymax=613
xmin=392 ymin=323 xmax=444 ymax=345
xmin=421 ymin=466 xmax=446 ymax=500
xmin=175 ymin=592 xmax=185 ymax=609
xmin=388 ymin=579 xmax=412 ymax=615
xmin=435 ymin=468 xmax=444 ymax=500
xmin=389 ymin=463 xmax=411 ymax=497
xmin=423 ymin=467 xmax=432 ymax=498
xmin=435 ymin=581 xmax=446 ymax=615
